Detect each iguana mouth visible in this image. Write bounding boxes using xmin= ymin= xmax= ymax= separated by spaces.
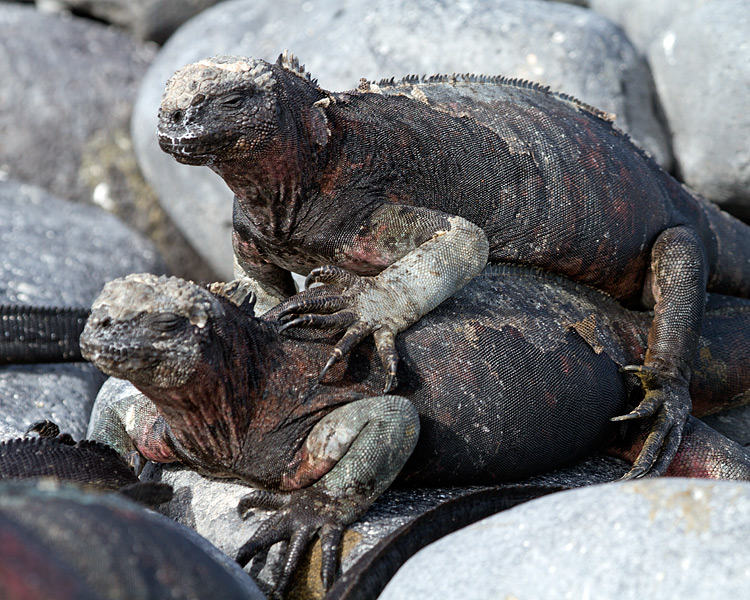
xmin=157 ymin=133 xmax=235 ymax=165
xmin=79 ymin=336 xmax=158 ymax=375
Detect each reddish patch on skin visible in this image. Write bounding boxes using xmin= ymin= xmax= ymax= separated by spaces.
xmin=280 ymin=446 xmax=338 ymax=491
xmin=134 ymin=419 xmax=178 ymax=464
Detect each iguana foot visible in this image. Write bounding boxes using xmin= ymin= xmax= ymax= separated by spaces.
xmin=236 ymin=487 xmax=350 ymax=596
xmin=277 ymin=266 xmax=401 ymax=393
xmin=613 ymin=364 xmax=691 ymax=478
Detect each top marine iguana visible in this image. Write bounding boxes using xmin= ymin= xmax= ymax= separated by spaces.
xmin=79 ymin=267 xmax=750 ymax=595
xmin=156 ymin=52 xmax=750 ymax=479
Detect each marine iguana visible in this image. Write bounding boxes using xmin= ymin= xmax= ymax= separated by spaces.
xmin=79 ymin=266 xmax=750 ymax=595
xmin=156 ymin=52 xmax=750 ymax=480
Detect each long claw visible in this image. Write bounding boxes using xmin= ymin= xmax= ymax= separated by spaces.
xmin=238 ymin=489 xmax=291 ymax=516
xmin=305 ymin=265 xmax=359 ymax=288
xmin=374 ymin=327 xmax=399 ymax=393
xmin=318 ymin=353 xmax=341 ymax=383
xmin=236 ymin=522 xmax=287 ymax=568
xmin=276 ymin=527 xmax=315 ymax=596
xmin=319 ymin=523 xmax=343 ymax=590
xmin=278 ymin=295 xmax=349 ymax=319
xmin=319 ymin=322 xmax=374 ymax=382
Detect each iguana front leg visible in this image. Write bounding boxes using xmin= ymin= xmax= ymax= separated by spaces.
xmin=236 ymin=395 xmax=420 ymax=596
xmin=614 ymin=226 xmax=707 ymax=478
xmin=276 ymin=205 xmax=489 ymax=392
xmin=87 ymin=383 xmax=181 ymax=474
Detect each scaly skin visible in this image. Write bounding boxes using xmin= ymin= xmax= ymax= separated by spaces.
xmin=0 ymin=422 xmax=172 ymax=506
xmin=156 ymin=53 xmax=750 ymax=479
xmin=80 ymin=267 xmax=750 ymax=595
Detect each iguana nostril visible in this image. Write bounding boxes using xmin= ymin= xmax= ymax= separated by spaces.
xmin=171 ymin=109 xmax=184 ymax=124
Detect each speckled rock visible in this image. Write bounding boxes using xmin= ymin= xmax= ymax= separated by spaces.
xmin=380 ymin=478 xmax=750 ymax=600
xmin=0 ymin=179 xmax=165 ymax=439
xmin=0 ymin=5 xmax=153 ymax=211
xmin=647 ymin=0 xmax=750 ymax=210
xmin=0 ymin=4 xmax=214 ymax=280
xmin=35 ymin=0 xmax=224 ymax=43
xmin=0 ymin=479 xmax=265 ymax=600
xmin=132 ymin=0 xmax=670 ymax=277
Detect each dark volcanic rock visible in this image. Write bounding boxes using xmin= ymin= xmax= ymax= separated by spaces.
xmin=0 ymin=479 xmax=264 ymax=600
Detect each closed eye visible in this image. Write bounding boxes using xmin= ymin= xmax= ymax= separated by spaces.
xmin=220 ymin=93 xmax=247 ymax=109
xmin=146 ymin=312 xmax=187 ymax=333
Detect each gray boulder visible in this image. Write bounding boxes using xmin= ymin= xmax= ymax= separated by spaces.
xmin=0 ymin=179 xmax=165 ymax=439
xmin=0 ymin=5 xmax=213 ymax=280
xmin=0 ymin=5 xmax=153 ymax=211
xmin=380 ymin=478 xmax=750 ymax=600
xmin=588 ymin=0 xmax=719 ymax=54
xmin=132 ymin=0 xmax=670 ymax=278
xmin=35 ymin=0 xmax=225 ymax=44
xmin=647 ymin=0 xmax=750 ymax=210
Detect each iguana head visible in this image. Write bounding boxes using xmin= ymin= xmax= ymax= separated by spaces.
xmin=158 ymin=53 xmax=325 ymax=167
xmin=80 ymin=273 xmax=252 ymax=390
xmin=157 ymin=55 xmax=279 ymax=165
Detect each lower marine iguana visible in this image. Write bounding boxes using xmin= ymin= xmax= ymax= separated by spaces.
xmin=78 ymin=267 xmax=750 ymax=596
xmin=156 ymin=53 xmax=750 ymax=479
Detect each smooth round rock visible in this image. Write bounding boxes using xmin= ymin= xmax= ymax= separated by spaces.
xmin=35 ymin=0 xmax=224 ymax=43
xmin=0 ymin=5 xmax=153 ymax=209
xmin=380 ymin=478 xmax=750 ymax=600
xmin=588 ymin=0 xmax=719 ymax=53
xmin=647 ymin=0 xmax=750 ymax=208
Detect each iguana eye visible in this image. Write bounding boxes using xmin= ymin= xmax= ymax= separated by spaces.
xmin=220 ymin=93 xmax=247 ymax=109
xmin=147 ymin=312 xmax=187 ymax=333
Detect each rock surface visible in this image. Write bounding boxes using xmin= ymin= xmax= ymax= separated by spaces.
xmin=379 ymin=478 xmax=750 ymax=600
xmin=132 ymin=0 xmax=670 ymax=277
xmin=588 ymin=0 xmax=719 ymax=53
xmin=35 ymin=0 xmax=225 ymax=43
xmin=0 ymin=4 xmax=214 ymax=280
xmin=0 ymin=5 xmax=152 ymax=211
xmin=647 ymin=0 xmax=750 ymax=210
xmin=0 ymin=179 xmax=164 ymax=439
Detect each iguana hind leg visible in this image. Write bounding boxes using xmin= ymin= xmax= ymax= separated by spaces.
xmin=614 ymin=226 xmax=708 ymax=478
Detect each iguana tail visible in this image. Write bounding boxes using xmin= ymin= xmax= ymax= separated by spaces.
xmin=0 ymin=305 xmax=88 ymax=363
xmin=701 ymin=199 xmax=750 ymax=297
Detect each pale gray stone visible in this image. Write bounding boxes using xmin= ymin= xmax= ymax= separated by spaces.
xmin=35 ymin=0 xmax=224 ymax=43
xmin=380 ymin=478 xmax=750 ymax=600
xmin=589 ymin=0 xmax=719 ymax=53
xmin=0 ymin=5 xmax=154 ymax=210
xmin=647 ymin=0 xmax=750 ymax=208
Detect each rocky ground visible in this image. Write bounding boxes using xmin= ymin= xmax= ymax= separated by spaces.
xmin=1 ymin=0 xmax=750 ymax=598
